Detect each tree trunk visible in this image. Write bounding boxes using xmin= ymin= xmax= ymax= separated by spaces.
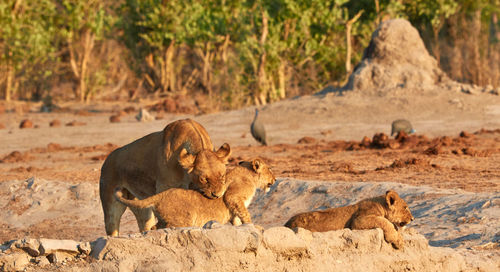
xmin=345 ymin=10 xmax=364 ymax=74
xmin=447 ymin=15 xmax=463 ymax=81
xmin=167 ymin=41 xmax=176 ymax=93
xmin=5 ymin=65 xmax=13 ymax=102
xmin=470 ymin=9 xmax=482 ymax=85
xmin=256 ymin=11 xmax=269 ymax=105
xmin=277 ymin=59 xmax=286 ymax=99
xmin=81 ymin=29 xmax=95 ymax=102
xmin=432 ymin=26 xmax=441 ymax=67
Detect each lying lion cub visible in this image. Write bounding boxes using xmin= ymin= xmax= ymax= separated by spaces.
xmin=285 ymin=190 xmax=414 ymax=249
xmin=114 ymin=159 xmax=276 ymax=228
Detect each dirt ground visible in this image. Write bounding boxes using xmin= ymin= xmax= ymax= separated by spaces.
xmin=0 ymin=85 xmax=499 ymax=244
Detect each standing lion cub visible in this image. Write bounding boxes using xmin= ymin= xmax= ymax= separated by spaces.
xmin=285 ymin=190 xmax=414 ymax=249
xmin=114 ymin=159 xmax=276 ymax=228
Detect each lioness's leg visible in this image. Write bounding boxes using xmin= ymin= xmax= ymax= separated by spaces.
xmin=102 ymin=197 xmax=127 ymax=237
xmin=350 ymin=215 xmax=404 ymax=249
xmin=129 ymin=206 xmax=156 ymax=232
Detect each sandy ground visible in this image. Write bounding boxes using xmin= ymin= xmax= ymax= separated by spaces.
xmin=0 ymin=87 xmax=499 ymax=251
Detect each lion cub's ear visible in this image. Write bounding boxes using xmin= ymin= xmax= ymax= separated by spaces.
xmin=385 ymin=190 xmax=399 ymax=207
xmin=216 ymin=143 xmax=231 ymax=163
xmin=252 ymin=159 xmax=262 ymax=173
xmin=179 ymin=148 xmax=195 ymax=173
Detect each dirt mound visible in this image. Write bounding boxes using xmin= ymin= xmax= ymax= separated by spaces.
xmin=345 ymin=19 xmax=448 ymax=93
xmin=148 ymin=95 xmax=198 ymax=114
xmin=0 ymin=151 xmax=32 ymax=163
xmin=2 ymin=225 xmax=495 ymax=271
xmin=318 ymin=19 xmax=449 ymax=96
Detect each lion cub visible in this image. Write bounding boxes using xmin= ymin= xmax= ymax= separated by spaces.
xmin=285 ymin=190 xmax=414 ymax=249
xmin=114 ymin=159 xmax=276 ymax=228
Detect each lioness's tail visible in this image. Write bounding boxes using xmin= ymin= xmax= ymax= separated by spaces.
xmin=114 ymin=187 xmax=158 ymax=209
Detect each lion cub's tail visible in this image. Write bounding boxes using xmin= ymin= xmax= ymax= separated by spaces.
xmin=114 ymin=187 xmax=157 ymax=209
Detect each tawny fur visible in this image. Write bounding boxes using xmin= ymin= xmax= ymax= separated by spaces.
xmin=114 ymin=159 xmax=275 ymax=228
xmin=285 ymin=190 xmax=414 ymax=249
xmin=99 ymin=119 xmax=231 ymax=236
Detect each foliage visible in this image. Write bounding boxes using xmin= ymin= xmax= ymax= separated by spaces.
xmin=1 ymin=0 xmax=500 ymax=108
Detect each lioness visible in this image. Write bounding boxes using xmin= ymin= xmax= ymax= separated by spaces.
xmin=285 ymin=190 xmax=414 ymax=249
xmin=99 ymin=119 xmax=231 ymax=236
xmin=114 ymin=159 xmax=276 ymax=228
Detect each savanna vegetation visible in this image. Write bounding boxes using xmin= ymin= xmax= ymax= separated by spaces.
xmin=1 ymin=0 xmax=499 ymax=110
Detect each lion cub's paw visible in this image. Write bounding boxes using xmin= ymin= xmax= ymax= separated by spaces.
xmin=390 ymin=235 xmax=404 ymax=249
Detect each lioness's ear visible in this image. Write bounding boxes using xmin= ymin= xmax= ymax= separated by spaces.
xmin=252 ymin=159 xmax=262 ymax=172
xmin=216 ymin=143 xmax=231 ymax=163
xmin=179 ymin=148 xmax=195 ymax=173
xmin=385 ymin=190 xmax=398 ymax=207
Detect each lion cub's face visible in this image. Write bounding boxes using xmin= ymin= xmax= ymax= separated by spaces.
xmin=239 ymin=159 xmax=276 ymax=192
xmin=385 ymin=190 xmax=414 ymax=230
xmin=179 ymin=143 xmax=231 ymax=199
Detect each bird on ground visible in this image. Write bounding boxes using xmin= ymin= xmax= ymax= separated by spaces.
xmin=391 ymin=119 xmax=416 ymax=136
xmin=251 ymin=108 xmax=267 ymax=146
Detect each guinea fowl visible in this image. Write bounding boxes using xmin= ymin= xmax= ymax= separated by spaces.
xmin=251 ymin=108 xmax=267 ymax=146
xmin=391 ymin=119 xmax=416 ymax=136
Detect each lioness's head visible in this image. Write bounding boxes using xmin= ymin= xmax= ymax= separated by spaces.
xmin=239 ymin=158 xmax=276 ymax=192
xmin=179 ymin=143 xmax=231 ymax=199
xmin=384 ymin=190 xmax=414 ymax=230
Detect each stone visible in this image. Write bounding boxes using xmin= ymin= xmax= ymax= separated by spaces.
xmin=65 ymin=120 xmax=86 ymax=126
xmin=47 ymin=251 xmax=74 ymax=264
xmin=78 ymin=242 xmax=91 ymax=255
xmin=0 ymin=252 xmax=31 ymax=272
xmin=89 ymin=237 xmax=108 ymax=260
xmin=49 ymin=119 xmax=61 ymax=127
xmin=19 ymin=119 xmax=33 ymax=129
xmin=202 ymin=220 xmax=223 ymax=229
xmin=109 ymin=115 xmax=121 ymax=123
xmin=34 ymin=256 xmax=50 ymax=267
xmin=38 ymin=238 xmax=79 ymax=255
xmin=262 ymin=226 xmax=307 ymax=252
xmin=14 ymin=238 xmax=40 ymax=256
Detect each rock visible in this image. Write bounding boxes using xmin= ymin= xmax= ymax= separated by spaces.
xmin=0 ymin=252 xmax=31 ymax=272
xmin=65 ymin=120 xmax=86 ymax=126
xmin=89 ymin=237 xmax=108 ymax=260
xmin=34 ymin=256 xmax=50 ymax=267
xmin=461 ymin=85 xmax=479 ymax=95
xmin=297 ymin=136 xmax=316 ymax=144
xmin=155 ymin=113 xmax=164 ymax=120
xmin=25 ymin=177 xmax=35 ymax=189
xmin=78 ymin=242 xmax=91 ymax=255
xmin=8 ymin=225 xmax=494 ymax=271
xmin=135 ymin=108 xmax=154 ymax=122
xmin=123 ymin=106 xmax=135 ymax=114
xmin=19 ymin=119 xmax=33 ymax=129
xmin=459 ymin=131 xmax=473 ymax=138
xmin=109 ymin=115 xmax=121 ymax=123
xmin=47 ymin=251 xmax=74 ymax=264
xmin=262 ymin=227 xmax=307 ymax=253
xmin=49 ymin=119 xmax=61 ymax=127
xmin=38 ymin=238 xmax=80 ymax=255
xmin=0 ymin=123 xmax=5 ymax=129
xmin=14 ymin=238 xmax=40 ymax=257
xmin=361 ymin=136 xmax=372 ymax=147
xmin=202 ymin=220 xmax=223 ymax=229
